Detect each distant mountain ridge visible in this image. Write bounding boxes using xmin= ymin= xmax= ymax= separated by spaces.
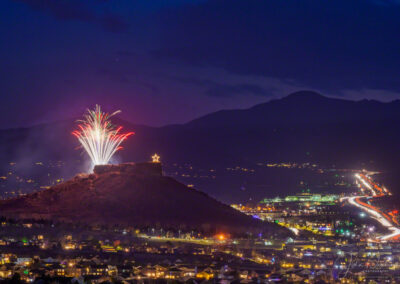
xmin=187 ymin=91 xmax=400 ymax=127
xmin=2 ymin=90 xmax=400 ymax=180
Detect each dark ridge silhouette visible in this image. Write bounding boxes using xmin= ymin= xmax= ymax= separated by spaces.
xmin=2 ymin=90 xmax=400 ymax=195
xmin=0 ymin=162 xmax=285 ymax=235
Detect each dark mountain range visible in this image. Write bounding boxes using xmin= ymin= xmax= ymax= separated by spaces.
xmin=0 ymin=162 xmax=283 ymax=235
xmin=132 ymin=91 xmax=400 ymax=170
xmin=188 ymin=91 xmax=400 ymax=127
xmin=2 ymin=90 xmax=400 ymax=194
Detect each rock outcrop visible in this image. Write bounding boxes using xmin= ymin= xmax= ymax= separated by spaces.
xmin=0 ymin=162 xmax=284 ymax=234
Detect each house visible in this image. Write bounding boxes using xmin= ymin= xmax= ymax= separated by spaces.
xmin=197 ymin=267 xmax=215 ymax=280
xmin=165 ymin=267 xmax=182 ymax=279
xmin=0 ymin=265 xmax=13 ymax=279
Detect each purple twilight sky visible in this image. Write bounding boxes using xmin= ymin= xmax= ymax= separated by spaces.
xmin=1 ymin=0 xmax=400 ymax=128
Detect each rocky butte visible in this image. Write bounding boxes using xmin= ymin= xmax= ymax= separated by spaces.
xmin=0 ymin=162 xmax=286 ymax=235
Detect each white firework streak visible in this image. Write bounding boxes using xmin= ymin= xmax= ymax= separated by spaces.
xmin=73 ymin=105 xmax=134 ymax=165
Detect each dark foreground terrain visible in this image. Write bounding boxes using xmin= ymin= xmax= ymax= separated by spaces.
xmin=0 ymin=162 xmax=286 ymax=235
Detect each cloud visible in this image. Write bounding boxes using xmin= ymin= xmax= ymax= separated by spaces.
xmin=116 ymin=51 xmax=139 ymax=57
xmin=153 ymin=0 xmax=400 ymax=93
xmin=370 ymin=0 xmax=400 ymax=5
xmin=98 ymin=14 xmax=129 ymax=33
xmin=97 ymin=67 xmax=159 ymax=93
xmin=14 ymin=0 xmax=129 ymax=33
xmin=205 ymin=83 xmax=271 ymax=97
xmin=97 ymin=68 xmax=130 ymax=83
xmin=339 ymin=88 xmax=400 ymax=102
xmin=173 ymin=76 xmax=272 ymax=97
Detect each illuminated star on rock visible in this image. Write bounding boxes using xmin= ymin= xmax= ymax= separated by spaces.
xmin=152 ymin=153 xmax=160 ymax=163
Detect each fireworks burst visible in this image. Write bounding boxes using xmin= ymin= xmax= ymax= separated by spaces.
xmin=72 ymin=105 xmax=134 ymax=165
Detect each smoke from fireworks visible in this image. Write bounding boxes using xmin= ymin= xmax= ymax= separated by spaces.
xmin=72 ymin=105 xmax=134 ymax=165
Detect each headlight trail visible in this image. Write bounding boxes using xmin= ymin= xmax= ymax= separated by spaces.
xmin=348 ymin=174 xmax=400 ymax=241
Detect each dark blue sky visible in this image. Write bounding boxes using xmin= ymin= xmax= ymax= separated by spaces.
xmin=2 ymin=0 xmax=400 ymax=128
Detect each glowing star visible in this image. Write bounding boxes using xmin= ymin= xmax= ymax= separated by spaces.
xmin=72 ymin=105 xmax=134 ymax=165
xmin=152 ymin=153 xmax=160 ymax=163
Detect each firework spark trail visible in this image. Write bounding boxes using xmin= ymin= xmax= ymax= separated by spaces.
xmin=72 ymin=105 xmax=134 ymax=165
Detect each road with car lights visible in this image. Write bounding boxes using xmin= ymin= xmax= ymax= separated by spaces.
xmin=345 ymin=174 xmax=400 ymax=241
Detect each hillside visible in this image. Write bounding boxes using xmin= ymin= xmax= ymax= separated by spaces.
xmin=0 ymin=162 xmax=282 ymax=235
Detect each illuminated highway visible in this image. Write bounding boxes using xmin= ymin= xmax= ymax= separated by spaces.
xmin=137 ymin=234 xmax=217 ymax=245
xmin=347 ymin=174 xmax=400 ymax=241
